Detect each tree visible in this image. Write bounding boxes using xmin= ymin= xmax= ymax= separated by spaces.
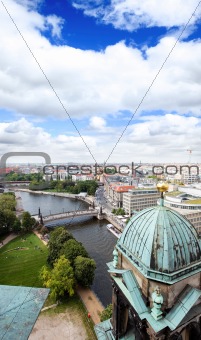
xmin=0 ymin=209 xmax=18 ymax=235
xmin=100 ymin=304 xmax=113 ymax=322
xmin=40 ymin=255 xmax=75 ymax=301
xmin=47 ymin=227 xmax=74 ymax=265
xmin=2 ymin=209 xmax=17 ymax=230
xmin=12 ymin=218 xmax=22 ymax=233
xmin=60 ymin=239 xmax=88 ymax=265
xmin=21 ymin=211 xmax=36 ymax=232
xmin=113 ymin=208 xmax=125 ymax=215
xmin=0 ymin=193 xmax=16 ymax=211
xmin=74 ymin=256 xmax=96 ymax=287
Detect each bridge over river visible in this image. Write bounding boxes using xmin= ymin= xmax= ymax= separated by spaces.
xmin=32 ymin=208 xmax=102 ymax=224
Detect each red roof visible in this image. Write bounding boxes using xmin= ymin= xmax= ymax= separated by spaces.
xmin=113 ymin=185 xmax=135 ymax=192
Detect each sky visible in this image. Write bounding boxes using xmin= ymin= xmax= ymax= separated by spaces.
xmin=1 ymin=0 xmax=201 ymax=165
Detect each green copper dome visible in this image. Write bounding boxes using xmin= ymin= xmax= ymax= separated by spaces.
xmin=117 ymin=206 xmax=201 ymax=283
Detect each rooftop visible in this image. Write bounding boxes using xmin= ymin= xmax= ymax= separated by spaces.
xmin=0 ymin=285 xmax=49 ymax=339
xmin=117 ymin=205 xmax=201 ymax=283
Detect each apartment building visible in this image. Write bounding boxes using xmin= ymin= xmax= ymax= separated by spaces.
xmin=107 ymin=184 xmax=135 ymax=207
xmin=123 ymin=189 xmax=161 ymax=216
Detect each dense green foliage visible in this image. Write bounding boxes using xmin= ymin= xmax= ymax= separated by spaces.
xmin=74 ymin=256 xmax=96 ymax=287
xmin=60 ymin=239 xmax=88 ymax=265
xmin=46 ymin=227 xmax=96 ymax=289
xmin=112 ymin=208 xmax=125 ymax=215
xmin=29 ymin=179 xmax=98 ymax=196
xmin=65 ymin=180 xmax=98 ymax=195
xmin=29 ymin=181 xmax=51 ymax=190
xmin=5 ymin=171 xmax=43 ymax=182
xmin=0 ymin=193 xmax=37 ymax=235
xmin=100 ymin=304 xmax=113 ymax=322
xmin=0 ymin=192 xmax=16 ymax=211
xmin=12 ymin=218 xmax=22 ymax=233
xmin=21 ymin=211 xmax=36 ymax=232
xmin=42 ymin=179 xmax=98 ymax=196
xmin=47 ymin=227 xmax=74 ymax=265
xmin=0 ymin=209 xmax=16 ymax=231
xmin=0 ymin=233 xmax=48 ymax=286
xmin=40 ymin=255 xmax=75 ymax=301
xmin=0 ymin=193 xmax=18 ymax=236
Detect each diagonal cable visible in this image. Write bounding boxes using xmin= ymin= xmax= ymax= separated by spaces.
xmin=1 ymin=1 xmax=97 ymax=164
xmin=104 ymin=1 xmax=201 ymax=164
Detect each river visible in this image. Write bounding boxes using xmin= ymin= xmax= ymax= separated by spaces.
xmin=18 ymin=191 xmax=117 ymax=307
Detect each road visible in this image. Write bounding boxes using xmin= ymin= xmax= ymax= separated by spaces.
xmin=95 ymin=186 xmax=127 ymax=230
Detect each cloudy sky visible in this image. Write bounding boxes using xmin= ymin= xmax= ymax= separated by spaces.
xmin=1 ymin=0 xmax=201 ymax=165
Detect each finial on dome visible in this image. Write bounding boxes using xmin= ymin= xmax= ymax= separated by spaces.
xmin=157 ymin=182 xmax=169 ymax=206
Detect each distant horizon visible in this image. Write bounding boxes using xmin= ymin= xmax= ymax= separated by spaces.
xmin=3 ymin=162 xmax=201 ymax=166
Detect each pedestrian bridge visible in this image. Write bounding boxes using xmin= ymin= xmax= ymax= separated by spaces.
xmin=33 ymin=208 xmax=99 ymax=224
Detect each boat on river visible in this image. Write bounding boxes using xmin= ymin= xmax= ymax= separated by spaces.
xmin=106 ymin=224 xmax=121 ymax=239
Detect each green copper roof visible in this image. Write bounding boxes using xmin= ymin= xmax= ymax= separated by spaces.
xmin=0 ymin=285 xmax=49 ymax=339
xmin=165 ymin=285 xmax=201 ymax=330
xmin=117 ymin=205 xmax=201 ymax=283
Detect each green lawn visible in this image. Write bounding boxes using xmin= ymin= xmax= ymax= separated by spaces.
xmin=0 ymin=233 xmax=48 ymax=287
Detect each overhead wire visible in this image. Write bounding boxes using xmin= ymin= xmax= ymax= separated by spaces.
xmin=104 ymin=0 xmax=201 ymax=164
xmin=1 ymin=1 xmax=97 ymax=165
xmin=1 ymin=3 xmax=200 ymax=321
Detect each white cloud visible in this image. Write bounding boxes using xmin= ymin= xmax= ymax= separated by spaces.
xmin=1 ymin=1 xmax=201 ymax=121
xmin=73 ymin=0 xmax=201 ymax=31
xmin=1 ymin=1 xmax=201 ymax=164
xmin=14 ymin=0 xmax=42 ymax=10
xmin=89 ymin=116 xmax=106 ymax=130
xmin=45 ymin=15 xmax=64 ymax=39
xmin=0 ymin=118 xmax=98 ymax=163
xmin=0 ymin=116 xmax=201 ymax=164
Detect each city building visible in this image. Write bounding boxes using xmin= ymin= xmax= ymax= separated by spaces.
xmin=164 ymin=189 xmax=201 ymax=211
xmin=123 ymin=188 xmax=161 ymax=216
xmin=163 ymin=190 xmax=201 ymax=235
xmin=95 ymin=184 xmax=201 ymax=339
xmin=183 ymin=173 xmax=199 ymax=184
xmin=107 ymin=184 xmax=135 ymax=208
xmin=72 ymin=173 xmax=95 ymax=181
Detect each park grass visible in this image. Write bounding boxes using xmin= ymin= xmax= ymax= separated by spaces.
xmin=0 ymin=233 xmax=48 ymax=287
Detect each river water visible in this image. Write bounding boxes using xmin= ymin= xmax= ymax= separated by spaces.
xmin=18 ymin=191 xmax=117 ymax=307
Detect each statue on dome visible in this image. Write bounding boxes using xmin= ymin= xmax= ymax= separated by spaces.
xmin=151 ymin=286 xmax=164 ymax=321
xmin=113 ymin=247 xmax=118 ymax=268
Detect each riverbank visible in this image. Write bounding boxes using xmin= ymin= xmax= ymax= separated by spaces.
xmin=16 ymin=189 xmax=124 ymax=232
xmin=33 ymin=229 xmax=104 ymax=325
xmin=15 ymin=191 xmax=24 ymax=216
xmin=12 ymin=190 xmax=117 ymax=306
xmin=17 ymin=188 xmax=94 ymax=205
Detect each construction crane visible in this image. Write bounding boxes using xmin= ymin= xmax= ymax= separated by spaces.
xmin=187 ymin=149 xmax=192 ymax=163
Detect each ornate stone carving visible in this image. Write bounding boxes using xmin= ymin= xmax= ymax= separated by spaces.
xmin=151 ymin=286 xmax=164 ymax=321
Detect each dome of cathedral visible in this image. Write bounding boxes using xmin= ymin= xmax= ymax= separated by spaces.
xmin=117 ymin=205 xmax=201 ymax=283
